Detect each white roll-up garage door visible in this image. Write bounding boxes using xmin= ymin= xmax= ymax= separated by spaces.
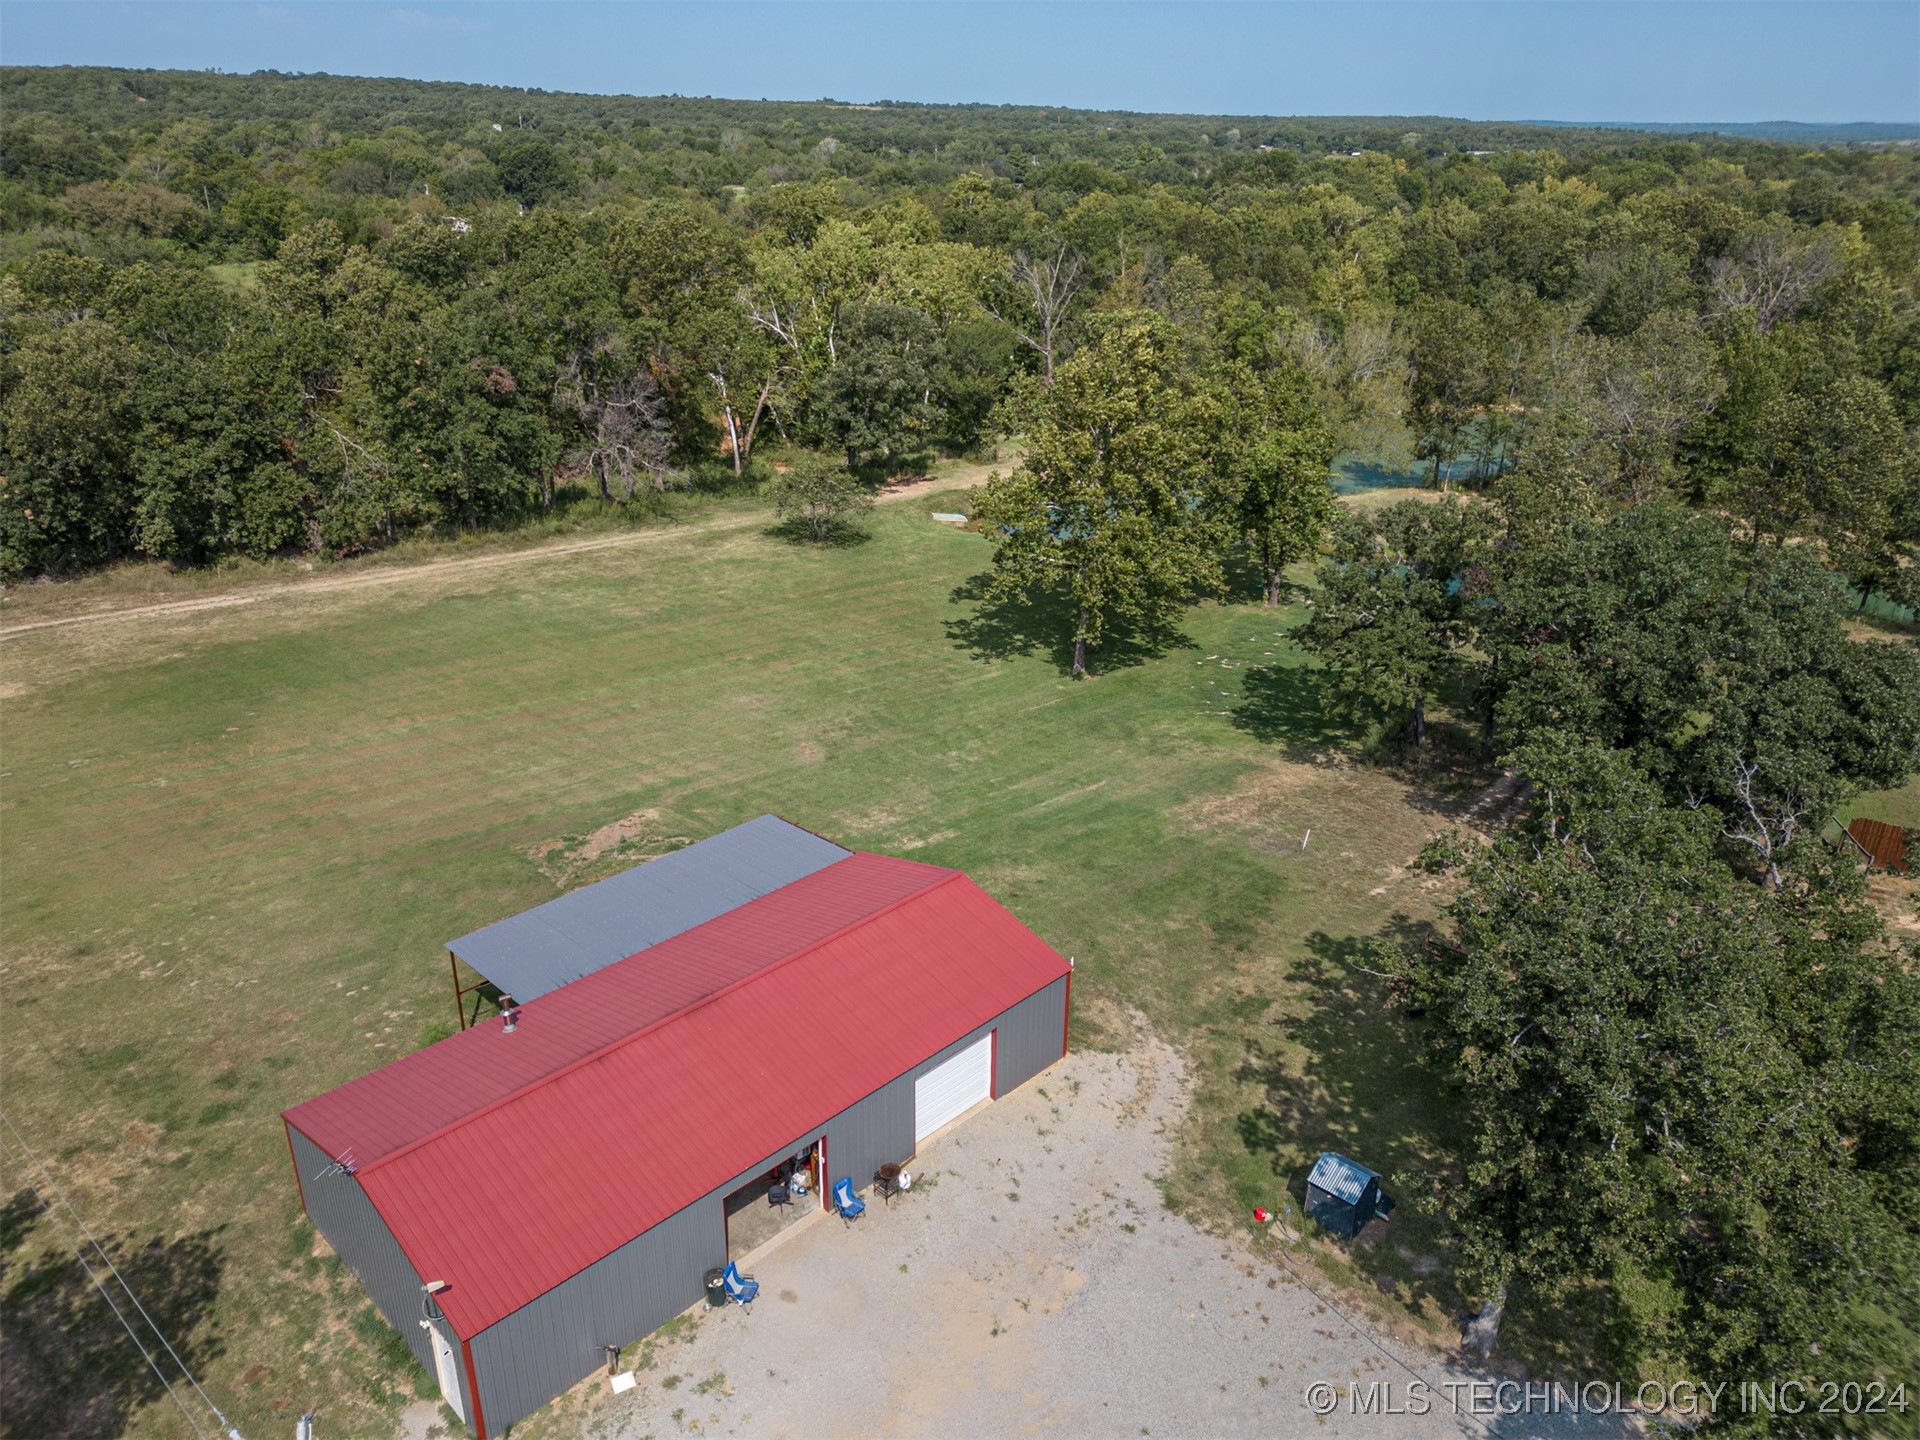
xmin=914 ymin=1033 xmax=993 ymax=1142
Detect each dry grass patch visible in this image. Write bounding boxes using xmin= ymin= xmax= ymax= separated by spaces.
xmin=526 ymin=808 xmax=691 ymax=888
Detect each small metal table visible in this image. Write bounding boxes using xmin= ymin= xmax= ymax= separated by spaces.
xmin=876 ymin=1162 xmax=904 ymax=1205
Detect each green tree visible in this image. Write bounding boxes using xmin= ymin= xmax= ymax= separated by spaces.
xmin=60 ymin=180 xmax=201 ymax=241
xmin=810 ymin=301 xmax=945 ymax=470
xmin=381 ymin=216 xmax=472 ymax=292
xmin=972 ymin=313 xmax=1233 ymax=678
xmin=493 ymin=141 xmax=572 ymax=208
xmin=767 ymin=453 xmax=871 ymax=542
xmin=1225 ymin=364 xmax=1338 ymax=606
xmin=606 ymin=200 xmax=747 ymax=336
xmin=218 ymin=184 xmax=297 ymax=258
xmin=1854 ymin=478 xmax=1920 ymax=614
xmin=932 ymin=314 xmax=1020 ymax=447
xmin=1731 ymin=371 xmax=1916 ymax=594
xmin=1579 ymin=243 xmax=1689 ymax=338
xmin=0 ymin=319 xmax=142 ymax=577
xmin=1405 ymin=298 xmax=1487 ymax=490
xmin=1485 ymin=504 xmax=1920 ymax=884
xmin=119 ymin=273 xmax=316 ymax=563
xmin=1398 ymin=737 xmax=1920 ymax=1405
xmin=1298 ymin=497 xmax=1495 ymax=746
xmin=737 ymin=219 xmax=881 ymax=442
xmin=1557 ymin=313 xmax=1724 ymax=501
xmin=744 ymin=179 xmax=846 ymax=247
xmin=600 ymin=199 xmax=767 ymax=475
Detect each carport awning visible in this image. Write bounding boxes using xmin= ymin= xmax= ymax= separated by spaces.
xmin=446 ymin=815 xmax=849 ymax=1001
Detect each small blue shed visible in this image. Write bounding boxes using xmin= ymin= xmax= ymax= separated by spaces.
xmin=1305 ymin=1152 xmax=1393 ymax=1239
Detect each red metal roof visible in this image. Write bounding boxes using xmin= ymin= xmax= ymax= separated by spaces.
xmin=285 ymin=853 xmax=1069 ymax=1338
xmin=286 ymin=853 xmax=941 ymax=1168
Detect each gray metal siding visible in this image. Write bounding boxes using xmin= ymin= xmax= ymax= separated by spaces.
xmin=447 ymin=816 xmax=849 ymax=1001
xmin=823 ymin=1076 xmax=914 ymax=1196
xmin=995 ymin=976 xmax=1069 ymax=1096
xmin=708 ymin=1127 xmax=828 ymax=1213
xmin=826 ymin=977 xmax=1067 ymax=1180
xmin=469 ymin=1117 xmax=848 ymax=1434
xmin=455 ymin=981 xmax=1066 ymax=1435
xmin=468 ymin=1198 xmax=720 ymax=1434
xmin=288 ymin=1126 xmax=468 ymax=1414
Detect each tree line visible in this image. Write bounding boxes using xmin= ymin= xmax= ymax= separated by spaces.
xmin=1365 ymin=504 xmax=1920 ymax=1421
xmin=2 ymin=66 xmax=1917 ymax=590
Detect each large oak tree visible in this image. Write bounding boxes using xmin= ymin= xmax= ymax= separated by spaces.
xmin=972 ymin=312 xmax=1235 ymax=677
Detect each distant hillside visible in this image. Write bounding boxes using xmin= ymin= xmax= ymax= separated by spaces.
xmin=5 ymin=64 xmax=1906 ymax=159
xmin=1529 ymin=118 xmax=1920 ymax=143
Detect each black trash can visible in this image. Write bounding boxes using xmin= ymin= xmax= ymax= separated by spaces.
xmin=704 ymin=1266 xmax=728 ymax=1309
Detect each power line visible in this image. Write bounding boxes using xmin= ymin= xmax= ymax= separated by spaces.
xmin=0 ymin=1133 xmax=209 ymax=1440
xmin=0 ymin=1107 xmax=245 ymax=1440
xmin=0 ymin=1111 xmax=243 ymax=1437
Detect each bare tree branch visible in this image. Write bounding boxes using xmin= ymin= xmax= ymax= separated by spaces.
xmin=554 ymin=347 xmax=674 ymax=501
xmin=984 ymin=245 xmax=1084 ymax=387
xmin=1710 ymin=229 xmax=1840 ymax=336
xmin=1720 ymin=752 xmax=1805 ymax=891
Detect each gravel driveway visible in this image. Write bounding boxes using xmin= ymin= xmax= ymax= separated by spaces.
xmin=566 ymin=1039 xmax=1620 ymax=1440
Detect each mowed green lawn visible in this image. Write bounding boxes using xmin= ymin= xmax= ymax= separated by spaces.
xmin=1 ymin=490 xmax=1467 ymax=1438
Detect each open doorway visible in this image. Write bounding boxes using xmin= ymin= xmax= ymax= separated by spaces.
xmin=723 ymin=1141 xmax=820 ymax=1260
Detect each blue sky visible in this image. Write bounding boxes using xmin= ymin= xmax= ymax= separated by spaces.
xmin=4 ymin=2 xmax=1916 ymax=124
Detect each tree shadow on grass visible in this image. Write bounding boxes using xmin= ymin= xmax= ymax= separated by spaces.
xmin=849 ymin=448 xmax=942 ymax=488
xmin=1232 ymin=659 xmax=1503 ymax=811
xmin=1227 ymin=661 xmax=1354 ymax=758
xmin=762 ymin=518 xmax=874 ymax=549
xmin=0 ymin=1188 xmax=227 ymax=1438
xmin=1231 ymin=922 xmax=1471 ymax=1329
xmin=944 ymin=572 xmax=1193 ymax=677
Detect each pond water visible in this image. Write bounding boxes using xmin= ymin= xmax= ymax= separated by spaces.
xmin=1332 ymin=455 xmax=1475 ymax=493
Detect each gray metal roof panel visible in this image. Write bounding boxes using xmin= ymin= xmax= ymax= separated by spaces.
xmin=447 ymin=815 xmax=850 ymax=1000
xmin=1307 ymin=1151 xmax=1379 ymax=1205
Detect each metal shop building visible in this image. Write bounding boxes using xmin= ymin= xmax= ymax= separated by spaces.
xmin=283 ymin=817 xmax=1071 ymax=1438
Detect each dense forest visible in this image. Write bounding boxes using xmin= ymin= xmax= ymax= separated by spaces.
xmin=1 ymin=64 xmax=1916 ymax=596
xmin=4 ymin=65 xmax=1920 ymax=1431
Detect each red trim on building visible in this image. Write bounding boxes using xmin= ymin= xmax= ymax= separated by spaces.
xmin=989 ymin=1028 xmax=999 ymax=1099
xmin=284 ymin=1120 xmax=308 ymax=1213
xmin=1061 ymin=969 xmax=1072 ymax=1058
xmin=461 ymin=1338 xmax=487 ymax=1440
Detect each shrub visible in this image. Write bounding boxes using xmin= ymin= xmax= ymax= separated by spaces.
xmin=766 ymin=455 xmax=872 ymax=544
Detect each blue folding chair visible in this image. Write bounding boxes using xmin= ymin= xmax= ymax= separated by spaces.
xmin=832 ymin=1176 xmax=866 ymax=1226
xmin=721 ymin=1260 xmax=759 ymax=1309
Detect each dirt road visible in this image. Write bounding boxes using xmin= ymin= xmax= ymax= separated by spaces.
xmin=0 ymin=468 xmax=993 ymax=641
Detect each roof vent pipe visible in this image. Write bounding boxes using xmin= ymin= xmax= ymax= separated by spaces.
xmin=500 ymin=996 xmax=520 ymax=1033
